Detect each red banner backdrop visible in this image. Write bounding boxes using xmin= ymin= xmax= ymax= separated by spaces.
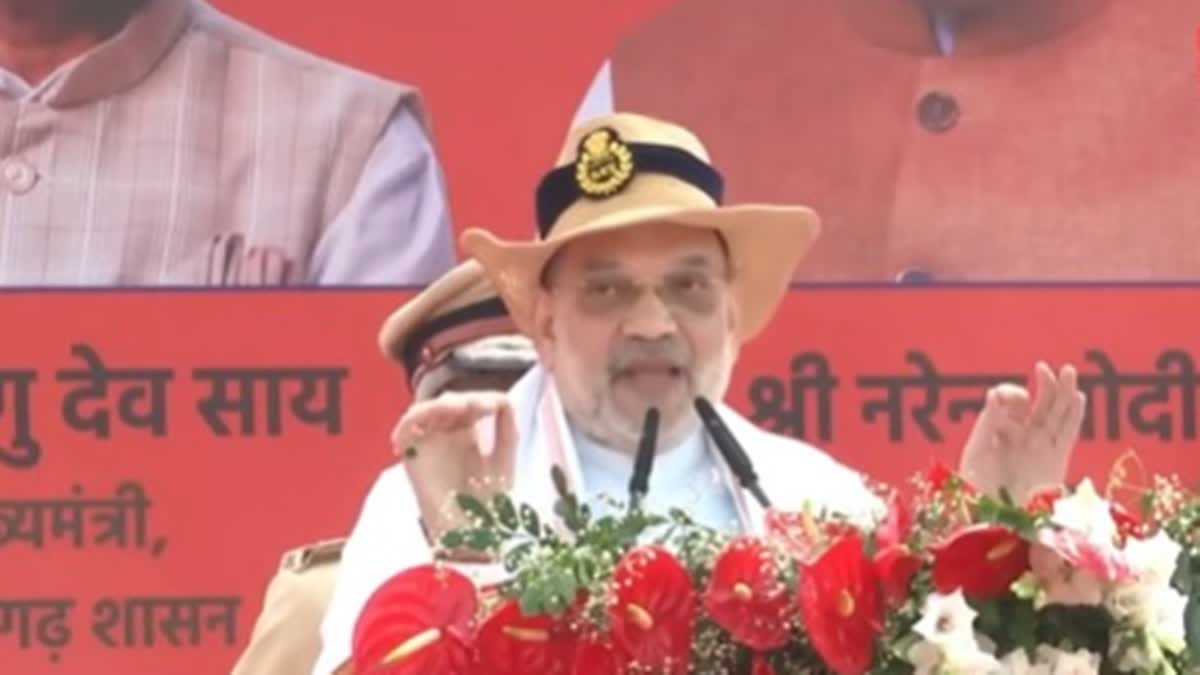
xmin=1 ymin=287 xmax=1197 ymax=673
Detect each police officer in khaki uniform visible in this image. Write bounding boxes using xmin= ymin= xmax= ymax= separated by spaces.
xmin=229 ymin=260 xmax=536 ymax=675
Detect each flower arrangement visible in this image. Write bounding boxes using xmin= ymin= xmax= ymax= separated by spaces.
xmin=351 ymin=459 xmax=1200 ymax=674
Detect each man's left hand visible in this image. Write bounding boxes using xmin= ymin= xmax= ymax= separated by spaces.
xmin=958 ymin=361 xmax=1087 ymax=503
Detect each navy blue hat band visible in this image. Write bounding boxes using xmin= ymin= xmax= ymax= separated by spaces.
xmin=534 ymin=129 xmax=724 ymax=238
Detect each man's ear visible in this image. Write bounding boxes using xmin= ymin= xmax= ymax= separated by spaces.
xmin=530 ymin=289 xmax=556 ymax=369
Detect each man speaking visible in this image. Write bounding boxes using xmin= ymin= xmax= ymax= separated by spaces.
xmin=313 ymin=113 xmax=1085 ymax=675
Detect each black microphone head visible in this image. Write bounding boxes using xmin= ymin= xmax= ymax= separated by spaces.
xmin=642 ymin=407 xmax=661 ymax=437
xmin=628 ymin=407 xmax=660 ymax=499
xmin=693 ymin=396 xmax=743 ymax=470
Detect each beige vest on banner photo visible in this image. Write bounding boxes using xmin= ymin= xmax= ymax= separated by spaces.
xmin=0 ymin=0 xmax=412 ymax=285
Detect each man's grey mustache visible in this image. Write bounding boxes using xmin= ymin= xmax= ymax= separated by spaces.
xmin=607 ymin=339 xmax=692 ymax=374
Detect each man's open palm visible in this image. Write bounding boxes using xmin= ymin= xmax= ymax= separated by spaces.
xmin=959 ymin=361 xmax=1087 ymax=503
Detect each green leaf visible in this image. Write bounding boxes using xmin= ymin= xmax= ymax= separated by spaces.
xmin=889 ymin=632 xmax=921 ymax=662
xmin=464 ymin=528 xmax=500 ymax=551
xmin=590 ymin=514 xmax=617 ymax=534
xmin=1012 ymin=572 xmax=1040 ymax=600
xmin=998 ymin=487 xmax=1015 ymax=506
xmin=551 ymin=465 xmax=571 ymax=499
xmin=546 ymin=567 xmax=578 ymax=615
xmin=974 ymin=495 xmax=1038 ymax=538
xmin=976 ymin=600 xmax=1001 ymax=628
xmin=455 ymin=493 xmax=494 ymax=527
xmin=520 ymin=581 xmax=546 ymax=616
xmin=1140 ymin=490 xmax=1155 ymax=522
xmin=1185 ymin=589 xmax=1200 ymax=657
xmin=1170 ymin=548 xmax=1194 ymax=595
xmin=615 ymin=511 xmax=664 ymax=547
xmin=573 ymin=550 xmax=598 ymax=584
xmin=439 ymin=529 xmax=466 ymax=550
xmin=669 ymin=507 xmax=696 ymax=525
xmin=1035 ymin=605 xmax=1110 ymax=654
xmin=555 ymin=494 xmax=586 ymax=533
xmin=1010 ymin=601 xmax=1039 ymax=652
xmin=502 ymin=541 xmax=534 ymax=572
xmin=493 ymin=494 xmax=519 ymax=531
xmin=519 ymin=504 xmax=541 ymax=537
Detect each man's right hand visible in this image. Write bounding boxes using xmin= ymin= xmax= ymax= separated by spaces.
xmin=390 ymin=391 xmax=519 ymax=546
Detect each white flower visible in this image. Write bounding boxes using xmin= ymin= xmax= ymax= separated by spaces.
xmin=1105 ymin=581 xmax=1155 ymax=626
xmin=908 ymin=639 xmax=942 ymax=675
xmin=909 ymin=591 xmax=1004 ymax=674
xmin=1103 ymin=580 xmax=1187 ymax=647
xmin=1105 ymin=581 xmax=1187 ymax=671
xmin=1124 ymin=530 xmax=1182 ymax=587
xmin=1034 ymin=645 xmax=1101 ymax=675
xmin=999 ymin=649 xmax=1052 ymax=675
xmin=908 ymin=635 xmax=1002 ymax=675
xmin=914 ymin=589 xmax=979 ymax=652
xmin=908 ymin=592 xmax=1008 ymax=674
xmin=1050 ymin=479 xmax=1117 ymax=546
xmin=1150 ymin=584 xmax=1188 ymax=648
xmin=942 ymin=646 xmax=1001 ymax=675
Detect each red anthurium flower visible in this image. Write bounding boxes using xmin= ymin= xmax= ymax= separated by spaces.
xmin=570 ymin=634 xmax=621 ymax=675
xmin=702 ymin=537 xmax=792 ymax=650
xmin=764 ymin=508 xmax=855 ymax=562
xmin=1109 ymin=501 xmax=1144 ymax=540
xmin=352 ymin=565 xmax=478 ymax=675
xmin=874 ymin=496 xmax=913 ymax=551
xmin=926 ymin=461 xmax=976 ymax=496
xmin=798 ymin=535 xmax=884 ymax=675
xmin=873 ymin=544 xmax=922 ymax=608
xmin=765 ymin=508 xmax=824 ymax=562
xmin=474 ymin=599 xmax=576 ymax=675
xmin=608 ymin=546 xmax=696 ymax=675
xmin=1025 ymin=485 xmax=1067 ymax=515
xmin=931 ymin=525 xmax=1030 ymax=599
xmin=751 ymin=652 xmax=778 ymax=675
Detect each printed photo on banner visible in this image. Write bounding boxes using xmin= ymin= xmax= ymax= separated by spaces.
xmin=576 ymin=0 xmax=1200 ymax=282
xmin=0 ymin=0 xmax=455 ymax=287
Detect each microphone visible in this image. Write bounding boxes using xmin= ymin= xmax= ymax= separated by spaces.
xmin=627 ymin=407 xmax=660 ymax=511
xmin=693 ymin=397 xmax=772 ymax=508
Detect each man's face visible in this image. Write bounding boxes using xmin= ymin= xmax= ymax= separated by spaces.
xmin=532 ymin=223 xmax=739 ymax=452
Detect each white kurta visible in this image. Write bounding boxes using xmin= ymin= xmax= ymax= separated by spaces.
xmin=312 ymin=365 xmax=882 ymax=675
xmin=571 ymin=426 xmax=741 ymax=533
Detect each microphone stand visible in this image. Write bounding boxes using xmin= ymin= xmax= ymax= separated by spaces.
xmin=693 ymin=396 xmax=772 ymax=509
xmin=627 ymin=407 xmax=660 ymax=512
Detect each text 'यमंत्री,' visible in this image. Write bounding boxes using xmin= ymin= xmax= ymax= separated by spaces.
xmin=0 ymin=481 xmax=166 ymax=555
